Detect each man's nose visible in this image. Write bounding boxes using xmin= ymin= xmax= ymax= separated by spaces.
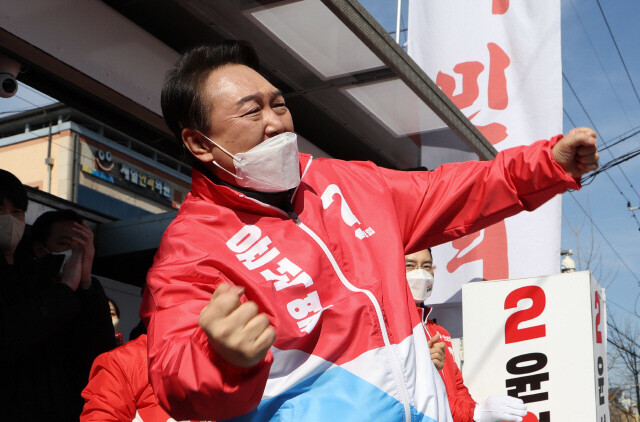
xmin=263 ymin=107 xmax=285 ymax=138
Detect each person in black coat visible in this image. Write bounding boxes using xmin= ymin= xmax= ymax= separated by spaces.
xmin=0 ymin=169 xmax=116 ymax=421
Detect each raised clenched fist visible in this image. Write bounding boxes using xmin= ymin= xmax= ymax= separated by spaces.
xmin=552 ymin=127 xmax=599 ymax=179
xmin=428 ymin=333 xmax=446 ymax=371
xmin=199 ymin=283 xmax=276 ymax=368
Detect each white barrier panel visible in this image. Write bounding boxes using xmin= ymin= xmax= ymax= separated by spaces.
xmin=462 ymin=271 xmax=608 ymax=421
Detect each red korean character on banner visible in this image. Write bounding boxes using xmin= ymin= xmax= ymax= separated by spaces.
xmin=493 ymin=0 xmax=509 ymax=15
xmin=436 ymin=42 xmax=511 ymax=146
xmin=446 ymin=220 xmax=509 ymax=281
xmin=436 ymin=41 xmax=512 ymax=281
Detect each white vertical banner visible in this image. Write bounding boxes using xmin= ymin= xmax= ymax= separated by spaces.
xmin=408 ymin=1 xmax=564 ymax=304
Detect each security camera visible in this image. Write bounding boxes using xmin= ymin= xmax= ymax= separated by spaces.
xmin=0 ymin=53 xmax=21 ymax=98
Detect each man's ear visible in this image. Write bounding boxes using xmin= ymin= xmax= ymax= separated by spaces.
xmin=182 ymin=128 xmax=213 ymax=164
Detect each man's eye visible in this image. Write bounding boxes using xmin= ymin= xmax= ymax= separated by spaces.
xmin=242 ymin=108 xmax=260 ymax=116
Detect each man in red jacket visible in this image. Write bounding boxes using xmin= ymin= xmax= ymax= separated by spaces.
xmin=141 ymin=40 xmax=598 ymax=421
xmin=406 ymin=248 xmax=527 ymax=422
xmin=81 ymin=334 xmax=204 ymax=422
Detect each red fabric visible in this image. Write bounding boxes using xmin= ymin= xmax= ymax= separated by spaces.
xmin=422 ymin=309 xmax=477 ymax=422
xmin=81 ymin=335 xmax=202 ymax=421
xmin=141 ymin=138 xmax=578 ymax=420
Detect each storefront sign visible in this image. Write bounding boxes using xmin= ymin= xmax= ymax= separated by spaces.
xmin=81 ymin=147 xmax=174 ymax=206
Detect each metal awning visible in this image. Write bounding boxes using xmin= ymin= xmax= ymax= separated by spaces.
xmin=101 ymin=0 xmax=496 ymax=168
xmin=0 ymin=0 xmax=495 ymax=169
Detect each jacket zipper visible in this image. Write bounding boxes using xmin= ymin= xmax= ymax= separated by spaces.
xmin=293 ymin=215 xmax=413 ymax=422
xmin=423 ymin=308 xmax=448 ymax=386
xmin=239 ymin=163 xmax=413 ymax=421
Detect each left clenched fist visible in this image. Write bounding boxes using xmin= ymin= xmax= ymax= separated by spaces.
xmin=552 ymin=127 xmax=599 ymax=179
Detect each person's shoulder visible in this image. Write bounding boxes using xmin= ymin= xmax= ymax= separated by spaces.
xmin=428 ymin=319 xmax=452 ymax=338
xmin=157 ymin=196 xmax=211 ymax=241
xmin=308 ymin=157 xmax=381 ymax=175
xmin=100 ymin=334 xmax=148 ymax=366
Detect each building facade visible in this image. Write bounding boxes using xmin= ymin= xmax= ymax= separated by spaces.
xmin=0 ymin=103 xmax=191 ymax=220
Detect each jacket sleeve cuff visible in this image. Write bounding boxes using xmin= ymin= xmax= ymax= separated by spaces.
xmin=547 ymin=134 xmax=582 ymax=189
xmin=199 ymin=328 xmax=274 ymax=379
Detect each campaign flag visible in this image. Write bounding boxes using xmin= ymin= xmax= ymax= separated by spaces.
xmin=408 ymin=1 xmax=564 ymax=304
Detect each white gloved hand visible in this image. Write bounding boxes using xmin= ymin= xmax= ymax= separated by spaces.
xmin=473 ymin=396 xmax=527 ymax=422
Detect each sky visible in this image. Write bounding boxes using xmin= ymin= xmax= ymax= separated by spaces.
xmin=559 ymin=0 xmax=640 ymax=326
xmin=2 ymin=0 xmax=639 ymax=364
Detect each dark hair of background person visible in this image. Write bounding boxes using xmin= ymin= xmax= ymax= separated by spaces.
xmin=0 ymin=169 xmax=28 ymax=211
xmin=107 ymin=297 xmax=120 ymax=318
xmin=31 ymin=209 xmax=83 ymax=244
xmin=161 ymin=40 xmax=260 ymax=144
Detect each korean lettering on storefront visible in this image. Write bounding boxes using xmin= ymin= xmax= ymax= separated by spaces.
xmin=120 ymin=163 xmax=171 ymax=199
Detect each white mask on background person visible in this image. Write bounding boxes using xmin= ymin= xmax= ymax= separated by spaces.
xmin=406 ymin=269 xmax=435 ymax=304
xmin=199 ymin=131 xmax=301 ymax=193
xmin=0 ymin=214 xmax=25 ymax=254
xmin=50 ymin=249 xmax=73 ymax=273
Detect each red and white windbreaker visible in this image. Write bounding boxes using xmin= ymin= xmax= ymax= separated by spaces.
xmin=81 ymin=335 xmax=204 ymax=422
xmin=141 ymin=136 xmax=578 ymax=421
xmin=421 ymin=307 xmax=477 ymax=422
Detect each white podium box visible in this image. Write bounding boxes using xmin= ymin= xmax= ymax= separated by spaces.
xmin=462 ymin=271 xmax=608 ymax=422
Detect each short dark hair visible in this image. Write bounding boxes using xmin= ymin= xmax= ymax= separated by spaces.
xmin=108 ymin=297 xmax=120 ymax=318
xmin=161 ymin=40 xmax=260 ymax=143
xmin=31 ymin=209 xmax=83 ymax=244
xmin=0 ymin=169 xmax=27 ymax=211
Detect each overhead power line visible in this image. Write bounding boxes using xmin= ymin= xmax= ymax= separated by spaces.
xmin=582 ymin=145 xmax=640 ymax=187
xmin=599 ymin=125 xmax=640 ymax=152
xmin=608 ymin=298 xmax=640 ymax=321
xmin=595 ymin=0 xmax=640 ymax=107
xmin=563 ymin=74 xmax=640 ymax=211
xmin=567 ymin=0 xmax=634 ymax=127
xmin=567 ymin=191 xmax=640 ymax=286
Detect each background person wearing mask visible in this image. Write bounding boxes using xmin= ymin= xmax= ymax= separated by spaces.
xmin=406 ymin=248 xmax=527 ymax=422
xmin=0 ymin=174 xmax=116 ymax=421
xmin=108 ymin=297 xmax=124 ymax=346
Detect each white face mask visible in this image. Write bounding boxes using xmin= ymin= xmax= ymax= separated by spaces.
xmin=199 ymin=131 xmax=301 ymax=193
xmin=0 ymin=214 xmax=25 ymax=254
xmin=46 ymin=249 xmax=73 ymax=274
xmin=406 ymin=269 xmax=434 ymax=304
